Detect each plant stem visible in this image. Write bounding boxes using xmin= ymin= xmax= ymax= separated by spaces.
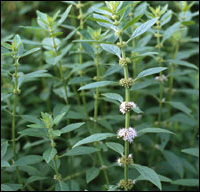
xmin=120 ymin=36 xmax=130 ymax=184
xmin=12 ymin=55 xmax=23 ymax=188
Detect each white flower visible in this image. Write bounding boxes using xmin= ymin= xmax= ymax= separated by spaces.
xmin=117 ymin=127 xmax=137 ymax=143
xmin=120 ymin=102 xmax=137 ymax=114
xmin=117 ymin=158 xmax=122 ymax=166
xmin=155 ymin=74 xmax=168 ymax=82
xmin=128 ymin=154 xmax=133 ymax=158
xmin=133 ymin=179 xmax=136 ymax=184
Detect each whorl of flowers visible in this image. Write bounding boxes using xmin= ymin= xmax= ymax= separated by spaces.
xmin=120 ymin=102 xmax=136 ymax=115
xmin=117 ymin=127 xmax=137 ymax=143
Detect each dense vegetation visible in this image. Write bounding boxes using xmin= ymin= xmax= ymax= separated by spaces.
xmin=1 ymin=1 xmax=199 ymax=191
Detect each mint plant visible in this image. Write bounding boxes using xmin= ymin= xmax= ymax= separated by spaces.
xmin=1 ymin=1 xmax=199 ymax=191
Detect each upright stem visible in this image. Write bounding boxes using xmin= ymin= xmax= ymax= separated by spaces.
xmin=12 ymin=55 xmax=23 ymax=187
xmin=120 ymin=37 xmax=130 ymax=184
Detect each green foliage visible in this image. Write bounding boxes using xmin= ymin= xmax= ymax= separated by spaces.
xmin=1 ymin=1 xmax=199 ymax=191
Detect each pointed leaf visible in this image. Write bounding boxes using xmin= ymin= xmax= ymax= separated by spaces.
xmin=100 ymin=44 xmax=121 ymax=58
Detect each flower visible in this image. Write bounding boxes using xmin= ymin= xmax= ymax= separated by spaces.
xmin=117 ymin=158 xmax=122 ymax=166
xmin=155 ymin=74 xmax=168 ymax=82
xmin=117 ymin=127 xmax=137 ymax=143
xmin=120 ymin=102 xmax=136 ymax=114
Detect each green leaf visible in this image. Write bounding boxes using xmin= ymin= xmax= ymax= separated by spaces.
xmin=27 ymin=123 xmax=46 ymax=129
xmin=106 ymin=142 xmax=124 ymax=155
xmin=21 ymin=115 xmax=42 ymax=124
xmin=172 ymin=179 xmax=199 ymax=187
xmin=68 ymin=76 xmax=92 ymax=85
xmin=162 ymin=150 xmax=184 ymax=178
xmin=73 ymin=133 xmax=115 ymax=148
xmin=162 ymin=22 xmax=180 ymax=43
xmin=60 ymin=122 xmax=85 ymax=134
xmin=100 ymin=44 xmax=121 ymax=58
xmin=135 ymin=67 xmax=167 ymax=80
xmin=167 ymin=101 xmax=191 ymax=115
xmin=52 ymin=130 xmax=62 ymax=137
xmin=93 ymin=13 xmax=116 ymax=30
xmin=14 ymin=155 xmax=43 ymax=166
xmin=138 ymin=128 xmax=175 ymax=136
xmin=168 ymin=59 xmax=198 ymax=70
xmin=158 ymin=175 xmax=172 ymax=183
xmin=79 ymin=81 xmax=114 ymax=90
xmin=132 ymin=106 xmax=143 ymax=114
xmin=24 ymin=70 xmax=51 ymax=79
xmin=20 ymin=48 xmax=40 ymax=58
xmin=86 ymin=167 xmax=100 ymax=183
xmin=102 ymin=93 xmax=123 ymax=103
xmin=55 ymin=181 xmax=70 ymax=191
xmin=131 ymin=164 xmax=162 ymax=190
xmin=26 ymin=176 xmax=49 ymax=185
xmin=18 ymin=128 xmax=48 ymax=138
xmin=1 ymin=141 xmax=9 ymax=159
xmin=130 ymin=79 xmax=158 ymax=91
xmin=64 ymin=146 xmax=99 ymax=156
xmin=53 ymin=112 xmax=66 ymax=126
xmin=123 ymin=14 xmax=143 ymax=30
xmin=43 ymin=148 xmax=57 ymax=163
xmin=181 ymin=148 xmax=199 ymax=157
xmin=57 ymin=5 xmax=72 ymax=27
xmin=1 ymin=160 xmax=10 ymax=168
xmin=128 ymin=18 xmax=158 ymax=42
xmin=1 ymin=184 xmax=22 ymax=191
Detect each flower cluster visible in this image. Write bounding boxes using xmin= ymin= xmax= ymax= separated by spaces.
xmin=155 ymin=74 xmax=168 ymax=82
xmin=119 ymin=78 xmax=134 ymax=88
xmin=119 ymin=179 xmax=135 ymax=190
xmin=117 ymin=127 xmax=137 ymax=143
xmin=120 ymin=101 xmax=136 ymax=114
xmin=119 ymin=57 xmax=131 ymax=66
xmin=117 ymin=154 xmax=133 ymax=166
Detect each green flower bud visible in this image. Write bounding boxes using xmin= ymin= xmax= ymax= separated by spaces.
xmin=119 ymin=78 xmax=134 ymax=88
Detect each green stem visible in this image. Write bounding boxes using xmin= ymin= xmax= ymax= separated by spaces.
xmin=120 ymin=36 xmax=130 ymax=184
xmin=12 ymin=55 xmax=23 ymax=188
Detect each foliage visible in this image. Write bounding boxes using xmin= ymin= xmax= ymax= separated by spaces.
xmin=1 ymin=1 xmax=199 ymax=191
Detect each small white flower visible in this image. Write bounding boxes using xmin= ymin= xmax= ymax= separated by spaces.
xmin=128 ymin=154 xmax=133 ymax=158
xmin=155 ymin=74 xmax=168 ymax=82
xmin=120 ymin=102 xmax=137 ymax=114
xmin=117 ymin=127 xmax=137 ymax=143
xmin=133 ymin=179 xmax=136 ymax=184
xmin=117 ymin=158 xmax=122 ymax=166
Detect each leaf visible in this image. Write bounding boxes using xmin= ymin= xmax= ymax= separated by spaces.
xmin=131 ymin=164 xmax=162 ymax=190
xmin=24 ymin=70 xmax=51 ymax=79
xmin=55 ymin=181 xmax=70 ymax=191
xmin=167 ymin=101 xmax=191 ymax=115
xmin=21 ymin=115 xmax=42 ymax=124
xmin=1 ymin=160 xmax=10 ymax=168
xmin=172 ymin=179 xmax=199 ymax=187
xmin=68 ymin=76 xmax=92 ymax=85
xmin=64 ymin=146 xmax=99 ymax=156
xmin=53 ymin=112 xmax=66 ymax=125
xmin=132 ymin=106 xmax=143 ymax=114
xmin=128 ymin=18 xmax=158 ymax=42
xmin=43 ymin=148 xmax=57 ymax=163
xmin=162 ymin=22 xmax=180 ymax=43
xmin=123 ymin=14 xmax=143 ymax=30
xmin=18 ymin=128 xmax=48 ymax=138
xmin=79 ymin=81 xmax=114 ymax=90
xmin=52 ymin=130 xmax=62 ymax=137
xmin=162 ymin=150 xmax=184 ymax=178
xmin=100 ymin=44 xmax=121 ymax=58
xmin=14 ymin=155 xmax=43 ymax=166
xmin=26 ymin=176 xmax=49 ymax=184
xmin=73 ymin=133 xmax=116 ymax=148
xmin=168 ymin=59 xmax=198 ymax=70
xmin=1 ymin=141 xmax=9 ymax=159
xmin=20 ymin=48 xmax=40 ymax=58
xmin=57 ymin=5 xmax=72 ymax=26
xmin=138 ymin=128 xmax=175 ymax=136
xmin=130 ymin=79 xmax=158 ymax=91
xmin=86 ymin=167 xmax=100 ymax=183
xmin=135 ymin=67 xmax=167 ymax=80
xmin=27 ymin=123 xmax=46 ymax=129
xmin=1 ymin=184 xmax=22 ymax=191
xmin=102 ymin=93 xmax=123 ymax=103
xmin=105 ymin=142 xmax=124 ymax=155
xmin=93 ymin=13 xmax=116 ymax=30
xmin=60 ymin=122 xmax=85 ymax=134
xmin=181 ymin=148 xmax=199 ymax=157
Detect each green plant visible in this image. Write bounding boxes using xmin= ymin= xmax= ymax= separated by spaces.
xmin=1 ymin=1 xmax=199 ymax=191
